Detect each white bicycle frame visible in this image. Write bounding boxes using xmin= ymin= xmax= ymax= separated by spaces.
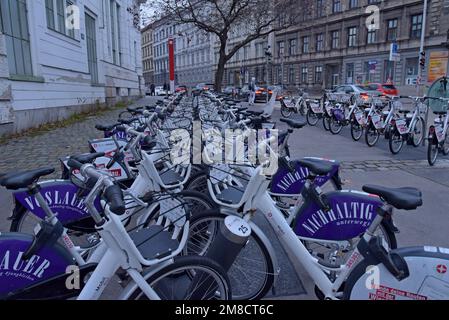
xmin=207 ymin=163 xmax=379 ymax=300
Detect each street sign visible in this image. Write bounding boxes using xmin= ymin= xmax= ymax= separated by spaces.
xmin=368 ymin=60 xmax=377 ymax=74
xmin=389 ymin=43 xmax=400 ymax=62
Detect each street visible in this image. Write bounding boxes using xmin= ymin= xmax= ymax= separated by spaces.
xmin=1 ymin=96 xmax=449 ymax=300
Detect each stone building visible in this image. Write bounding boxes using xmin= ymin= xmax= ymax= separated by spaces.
xmin=0 ymin=0 xmax=144 ymax=136
xmin=141 ymin=22 xmax=154 ymax=88
xmin=219 ymin=0 xmax=449 ymax=93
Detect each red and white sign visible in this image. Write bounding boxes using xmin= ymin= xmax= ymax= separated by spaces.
xmin=437 ymin=264 xmax=447 ymax=274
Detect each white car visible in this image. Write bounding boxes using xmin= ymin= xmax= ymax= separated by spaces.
xmin=155 ymin=86 xmax=168 ymax=96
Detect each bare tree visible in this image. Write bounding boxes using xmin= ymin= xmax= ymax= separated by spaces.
xmin=152 ymin=0 xmax=308 ymax=91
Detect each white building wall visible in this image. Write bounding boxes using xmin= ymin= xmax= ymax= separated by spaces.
xmin=0 ymin=0 xmax=143 ymax=135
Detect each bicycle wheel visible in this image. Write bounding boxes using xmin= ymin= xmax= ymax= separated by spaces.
xmin=299 ymin=100 xmax=307 ymax=116
xmin=442 ymin=131 xmax=449 ymax=156
xmin=127 ymin=256 xmax=232 ymax=300
xmin=186 ymin=210 xmax=275 ymax=300
xmin=329 ymin=117 xmax=343 ymax=135
xmin=323 ymin=116 xmax=330 ymax=131
xmin=350 ymin=121 xmax=363 ymax=141
xmin=306 ymin=109 xmax=319 ymax=126
xmin=303 ymin=220 xmax=396 ymax=277
xmin=411 ymin=117 xmax=425 ymax=147
xmin=365 ymin=124 xmax=380 ymax=147
xmin=10 ymin=207 xmax=101 ymax=250
xmin=427 ymin=139 xmax=439 ymax=166
xmin=185 ymin=170 xmax=209 ymax=195
xmin=389 ymin=129 xmax=404 ymax=155
xmin=280 ymin=105 xmax=292 ymax=118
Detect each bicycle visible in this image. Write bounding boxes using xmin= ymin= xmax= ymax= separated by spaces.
xmin=364 ymin=95 xmax=394 ymax=147
xmin=427 ymin=97 xmax=449 ymax=166
xmin=196 ymin=144 xmax=449 ymax=300
xmin=0 ymin=163 xmax=231 ymax=300
xmin=388 ymin=96 xmax=427 ymax=155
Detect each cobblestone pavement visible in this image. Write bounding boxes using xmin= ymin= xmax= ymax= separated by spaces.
xmin=0 ymin=99 xmax=152 ymax=178
xmin=341 ymin=159 xmax=449 ymax=172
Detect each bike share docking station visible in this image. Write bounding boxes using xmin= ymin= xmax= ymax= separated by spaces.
xmin=188 ymin=214 xmax=252 ymax=299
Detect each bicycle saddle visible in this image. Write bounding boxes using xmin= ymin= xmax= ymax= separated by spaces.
xmin=0 ymin=167 xmax=55 ymax=190
xmin=127 ymin=106 xmax=143 ymax=113
xmin=362 ymin=185 xmax=422 ymax=210
xmin=280 ymin=118 xmax=307 ymax=129
xmin=433 ymin=111 xmax=447 ymax=115
xmin=70 ymin=152 xmax=105 ymax=165
xmin=236 ymin=106 xmax=248 ymax=112
xmin=95 ymin=123 xmax=118 ymax=132
xmin=118 ymin=117 xmax=139 ymax=125
xmin=297 ymin=159 xmax=334 ymax=176
xmin=247 ymin=110 xmax=264 ymax=116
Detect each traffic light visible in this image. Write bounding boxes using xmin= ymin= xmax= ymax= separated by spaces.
xmin=420 ymin=51 xmax=426 ymax=68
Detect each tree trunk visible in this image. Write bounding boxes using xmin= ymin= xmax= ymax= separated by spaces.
xmin=214 ymin=40 xmax=228 ymax=92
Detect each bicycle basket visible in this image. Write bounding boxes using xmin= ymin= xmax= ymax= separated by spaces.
xmin=428 ymin=76 xmax=449 ymax=113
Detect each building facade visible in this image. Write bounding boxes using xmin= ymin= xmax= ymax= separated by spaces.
xmin=141 ymin=22 xmax=154 ymax=88
xmin=151 ymin=18 xmax=214 ymax=88
xmin=174 ymin=22 xmax=214 ymax=88
xmin=217 ymin=0 xmax=449 ymax=93
xmin=0 ymin=0 xmax=144 ymax=136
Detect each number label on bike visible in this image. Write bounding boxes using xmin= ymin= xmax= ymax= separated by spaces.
xmin=396 ymin=119 xmax=408 ymax=135
xmin=311 ymin=103 xmax=322 ymax=114
xmin=436 ymin=125 xmax=445 ymax=142
xmin=372 ymin=114 xmax=383 ymax=129
xmin=355 ymin=112 xmax=366 ymax=125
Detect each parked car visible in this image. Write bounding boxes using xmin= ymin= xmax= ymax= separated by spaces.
xmin=223 ymin=86 xmax=241 ymax=97
xmin=366 ymin=83 xmax=399 ymax=96
xmin=332 ymin=84 xmax=380 ymax=101
xmin=175 ymin=85 xmax=187 ymax=93
xmin=155 ymin=86 xmax=168 ymax=96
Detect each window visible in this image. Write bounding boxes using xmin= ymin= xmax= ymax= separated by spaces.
xmin=289 ymin=66 xmax=295 ymax=84
xmin=316 ymin=33 xmax=324 ymax=52
xmin=301 ymin=66 xmax=308 ymax=83
xmin=0 ymin=0 xmax=33 ymax=76
xmin=45 ymin=0 xmax=55 ymax=29
xmin=302 ymin=36 xmax=309 ymax=53
xmin=346 ymin=63 xmax=354 ymax=84
xmin=277 ymin=41 xmax=285 ymax=57
xmin=331 ymin=30 xmax=339 ymax=49
xmin=316 ymin=0 xmax=325 ymax=17
xmin=349 ymin=0 xmax=358 ymax=8
xmin=332 ymin=0 xmax=341 ymax=13
xmin=387 ymin=19 xmax=398 ymax=42
xmin=256 ymin=43 xmax=263 ymax=57
xmin=410 ymin=14 xmax=422 ymax=39
xmin=45 ymin=0 xmax=75 ymax=38
xmin=289 ymin=39 xmax=297 ymax=56
xmin=367 ymin=29 xmax=376 ymax=44
xmin=315 ymin=66 xmax=323 ymax=83
xmin=348 ymin=27 xmax=357 ymax=47
xmin=110 ymin=1 xmax=122 ymax=65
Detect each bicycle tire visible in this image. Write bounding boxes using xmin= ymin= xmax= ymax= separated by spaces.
xmin=389 ymin=129 xmax=404 ymax=155
xmin=350 ymin=121 xmax=363 ymax=141
xmin=307 ymin=109 xmax=320 ymax=126
xmin=126 ymin=255 xmax=232 ymax=300
xmin=186 ymin=210 xmax=275 ymax=300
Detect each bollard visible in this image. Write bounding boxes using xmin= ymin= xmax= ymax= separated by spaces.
xmin=187 ymin=215 xmax=252 ymax=299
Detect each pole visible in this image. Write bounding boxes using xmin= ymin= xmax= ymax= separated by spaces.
xmin=418 ymin=0 xmax=428 ymax=145
xmin=168 ymin=37 xmax=175 ymax=94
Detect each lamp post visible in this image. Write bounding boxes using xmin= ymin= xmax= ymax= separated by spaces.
xmin=417 ymin=0 xmax=428 ymax=146
xmin=265 ymin=45 xmax=272 ymax=103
